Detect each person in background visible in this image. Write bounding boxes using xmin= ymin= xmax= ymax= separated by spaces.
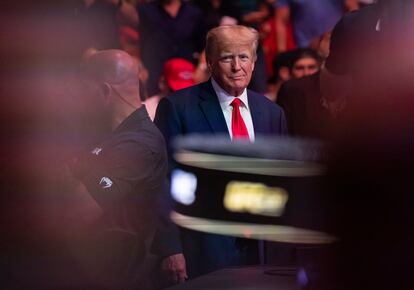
xmin=273 ymin=0 xmax=359 ymax=50
xmin=82 ymin=0 xmax=138 ymax=50
xmin=137 ymin=0 xmax=205 ymax=97
xmin=145 ymin=58 xmax=195 ymax=121
xmin=276 ymin=46 xmax=336 ymax=139
xmin=273 ymin=32 xmax=334 ymax=137
xmin=290 ymin=48 xmax=322 ymax=79
xmin=277 ymin=71 xmax=343 ymax=139
xmin=260 ymin=0 xmax=296 ymax=79
xmin=193 ymin=0 xmax=224 ymax=31
xmin=265 ymin=50 xmax=294 ymax=102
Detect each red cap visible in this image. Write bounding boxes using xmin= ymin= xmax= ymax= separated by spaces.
xmin=163 ymin=58 xmax=195 ymax=91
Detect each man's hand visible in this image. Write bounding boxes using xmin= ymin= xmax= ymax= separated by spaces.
xmin=160 ymin=253 xmax=188 ymax=285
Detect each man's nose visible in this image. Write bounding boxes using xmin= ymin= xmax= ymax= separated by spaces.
xmin=304 ymin=68 xmax=312 ymax=76
xmin=232 ymin=57 xmax=241 ymax=70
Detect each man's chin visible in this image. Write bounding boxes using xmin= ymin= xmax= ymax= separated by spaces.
xmin=233 ymin=82 xmax=247 ymax=91
xmin=228 ymin=78 xmax=246 ymax=84
xmin=229 ymin=86 xmax=247 ymax=97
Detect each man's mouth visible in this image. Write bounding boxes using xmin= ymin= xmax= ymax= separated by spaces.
xmin=229 ymin=75 xmax=245 ymax=80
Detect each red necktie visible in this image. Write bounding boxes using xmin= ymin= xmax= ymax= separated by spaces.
xmin=230 ymin=98 xmax=249 ymax=140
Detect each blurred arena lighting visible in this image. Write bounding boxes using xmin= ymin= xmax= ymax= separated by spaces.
xmin=171 ymin=168 xmax=197 ymax=205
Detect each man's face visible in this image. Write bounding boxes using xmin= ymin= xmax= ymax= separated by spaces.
xmin=208 ymin=41 xmax=255 ymax=97
xmin=291 ymin=57 xmax=320 ymax=79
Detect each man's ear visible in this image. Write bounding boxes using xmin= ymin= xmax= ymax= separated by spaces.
xmin=158 ymin=76 xmax=168 ymax=93
xmin=206 ymin=57 xmax=213 ymax=73
xmin=100 ymin=82 xmax=112 ymax=103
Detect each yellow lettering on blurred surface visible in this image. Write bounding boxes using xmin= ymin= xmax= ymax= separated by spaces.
xmin=223 ymin=181 xmax=289 ymax=217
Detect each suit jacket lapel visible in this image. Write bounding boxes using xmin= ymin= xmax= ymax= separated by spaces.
xmin=198 ymin=81 xmax=229 ymax=136
xmin=247 ymin=90 xmax=266 ymax=135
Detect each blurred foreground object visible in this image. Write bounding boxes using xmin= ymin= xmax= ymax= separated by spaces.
xmin=320 ymin=1 xmax=414 ymax=289
xmin=169 ymin=135 xmax=336 ymax=245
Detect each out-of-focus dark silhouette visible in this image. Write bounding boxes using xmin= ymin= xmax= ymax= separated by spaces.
xmin=318 ymin=1 xmax=414 ymax=289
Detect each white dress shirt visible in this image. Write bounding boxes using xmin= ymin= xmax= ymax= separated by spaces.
xmin=211 ymin=78 xmax=255 ymax=141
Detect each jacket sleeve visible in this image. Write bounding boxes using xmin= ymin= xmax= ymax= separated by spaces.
xmin=154 ymin=97 xmax=183 ymax=167
xmin=277 ymin=81 xmax=301 ymax=135
xmin=151 ymin=97 xmax=184 ymax=257
xmin=279 ymin=107 xmax=289 ymax=135
xmin=150 ymin=179 xmax=183 ymax=257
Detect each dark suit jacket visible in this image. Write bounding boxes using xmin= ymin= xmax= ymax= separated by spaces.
xmin=155 ymin=80 xmax=287 ymax=154
xmin=152 ymin=80 xmax=287 ymax=278
xmin=277 ymin=73 xmax=335 ymax=140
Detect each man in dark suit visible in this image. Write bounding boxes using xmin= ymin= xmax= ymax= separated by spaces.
xmin=153 ymin=25 xmax=287 ymax=284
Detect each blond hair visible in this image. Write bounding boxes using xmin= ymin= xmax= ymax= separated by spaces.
xmin=205 ymin=25 xmax=259 ymax=62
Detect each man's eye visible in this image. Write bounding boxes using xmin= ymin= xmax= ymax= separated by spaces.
xmin=221 ymin=56 xmax=233 ymax=62
xmin=240 ymin=55 xmax=249 ymax=60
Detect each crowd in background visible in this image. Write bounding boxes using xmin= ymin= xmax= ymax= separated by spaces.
xmin=76 ymin=0 xmax=375 ymax=139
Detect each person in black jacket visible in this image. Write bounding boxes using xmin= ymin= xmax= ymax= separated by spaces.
xmin=72 ymin=49 xmax=168 ymax=290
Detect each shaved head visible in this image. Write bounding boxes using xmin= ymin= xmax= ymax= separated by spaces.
xmin=83 ymin=49 xmax=142 ymax=128
xmin=85 ymin=49 xmax=139 ymax=86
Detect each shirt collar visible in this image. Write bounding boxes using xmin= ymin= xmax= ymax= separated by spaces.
xmin=114 ymin=105 xmax=150 ymax=133
xmin=211 ymin=78 xmax=250 ymax=111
